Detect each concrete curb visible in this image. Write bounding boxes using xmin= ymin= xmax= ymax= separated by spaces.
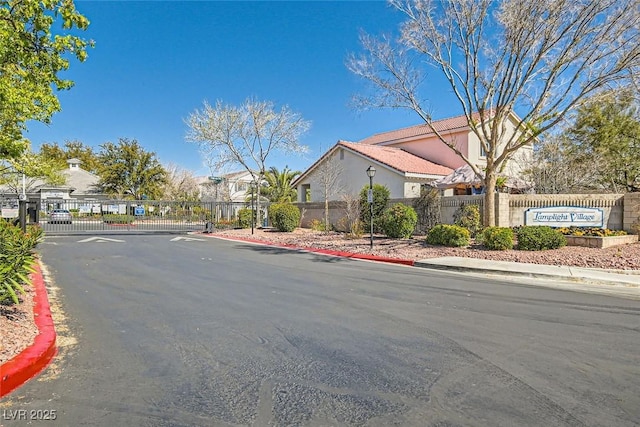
xmin=205 ymin=233 xmax=640 ymax=289
xmin=414 ymin=261 xmax=579 ymax=281
xmin=204 ymin=234 xmax=416 ymax=266
xmin=1 ymin=261 xmax=57 ymax=398
xmin=413 ymin=257 xmax=640 ymax=288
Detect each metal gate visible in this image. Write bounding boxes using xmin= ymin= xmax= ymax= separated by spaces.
xmin=36 ymin=199 xmax=216 ymax=235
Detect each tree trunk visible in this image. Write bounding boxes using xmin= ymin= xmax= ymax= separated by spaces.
xmin=483 ymin=171 xmax=497 ymax=227
xmin=255 ymin=174 xmax=262 ymax=228
xmin=324 ymin=196 xmax=329 ymax=231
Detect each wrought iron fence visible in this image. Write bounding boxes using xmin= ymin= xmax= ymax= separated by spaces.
xmin=19 ymin=199 xmax=272 ymax=234
xmin=35 ymin=199 xmax=214 ymax=234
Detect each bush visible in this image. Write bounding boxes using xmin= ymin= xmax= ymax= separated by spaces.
xmin=102 ymin=214 xmax=135 ymax=224
xmin=482 ymin=227 xmax=514 ymax=250
xmin=426 ymin=224 xmax=470 ymax=247
xmin=453 ymin=203 xmax=482 ymax=237
xmin=309 ymin=219 xmax=331 ymax=232
xmin=237 ymin=208 xmax=254 ymax=228
xmin=0 ymin=222 xmax=42 ymax=304
xmin=413 ymin=188 xmax=441 ymax=235
xmin=270 ymin=203 xmax=300 ymax=232
xmin=337 ymin=217 xmax=364 ymax=239
xmin=516 ymin=226 xmax=567 ymax=251
xmin=381 ymin=203 xmax=418 ymax=238
xmin=555 ymin=226 xmax=627 ymax=237
xmin=215 ymin=219 xmax=235 ymax=230
xmin=359 ymin=184 xmax=390 ymax=233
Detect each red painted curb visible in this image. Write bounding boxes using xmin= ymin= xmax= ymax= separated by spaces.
xmin=203 ymin=233 xmax=416 ymax=266
xmin=311 ymin=248 xmax=416 ymax=266
xmin=0 ymin=262 xmax=57 ymax=398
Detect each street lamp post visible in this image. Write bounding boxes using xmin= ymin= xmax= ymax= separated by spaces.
xmin=18 ymin=164 xmax=27 ymax=232
xmin=366 ymin=166 xmax=376 ymax=250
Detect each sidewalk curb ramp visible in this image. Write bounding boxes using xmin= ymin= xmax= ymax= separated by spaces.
xmin=1 ymin=262 xmax=57 ymax=398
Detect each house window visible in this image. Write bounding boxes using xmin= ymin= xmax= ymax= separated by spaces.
xmin=480 ymin=144 xmax=487 ymax=158
xmin=340 ymin=149 xmax=344 ymax=160
xmin=301 ymin=184 xmax=311 ymax=202
xmin=236 ymin=182 xmax=248 ymax=192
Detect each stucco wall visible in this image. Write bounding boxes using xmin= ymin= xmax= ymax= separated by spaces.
xmin=434 ymin=193 xmax=625 ymax=229
xmin=295 ymin=193 xmax=639 ymax=233
xmin=439 ymin=195 xmax=484 ymax=225
xmin=507 ymin=194 xmax=624 ymax=229
xmin=392 ymin=133 xmax=468 ymax=170
xmin=294 ymin=148 xmax=424 ymax=203
xmin=624 ymin=193 xmax=640 ymax=232
xmin=296 ymin=201 xmax=348 ymax=229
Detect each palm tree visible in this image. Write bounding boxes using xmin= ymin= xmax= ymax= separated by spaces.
xmin=262 ymin=166 xmax=301 ymax=203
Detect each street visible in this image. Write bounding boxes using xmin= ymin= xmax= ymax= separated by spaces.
xmin=1 ymin=235 xmax=639 ymax=426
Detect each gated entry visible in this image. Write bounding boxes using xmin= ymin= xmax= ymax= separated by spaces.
xmin=39 ymin=200 xmax=215 ymax=234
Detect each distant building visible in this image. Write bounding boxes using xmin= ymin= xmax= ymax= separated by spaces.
xmin=197 ymin=170 xmax=267 ymax=221
xmin=1 ymin=158 xmax=106 ymax=211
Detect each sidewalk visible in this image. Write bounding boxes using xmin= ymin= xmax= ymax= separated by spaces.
xmin=414 ymin=257 xmax=640 ymax=292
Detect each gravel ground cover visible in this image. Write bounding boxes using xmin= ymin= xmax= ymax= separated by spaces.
xmin=214 ymin=228 xmax=640 ymax=270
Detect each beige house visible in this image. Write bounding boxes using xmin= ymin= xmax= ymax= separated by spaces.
xmin=198 ymin=170 xmax=261 ymax=203
xmin=293 ymin=112 xmax=533 ymax=202
xmin=1 ymin=159 xmax=105 ymax=205
xmin=293 ymin=141 xmax=452 ymax=202
xmin=198 ymin=170 xmax=268 ymax=221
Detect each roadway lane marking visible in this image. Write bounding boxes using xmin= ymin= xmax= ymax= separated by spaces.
xmin=170 ymin=236 xmax=206 ymax=242
xmin=77 ymin=237 xmax=125 ymax=243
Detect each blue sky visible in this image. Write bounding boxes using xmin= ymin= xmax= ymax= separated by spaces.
xmin=27 ymin=1 xmax=460 ymax=176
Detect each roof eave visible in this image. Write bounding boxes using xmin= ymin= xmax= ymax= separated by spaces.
xmin=404 ymin=172 xmax=450 ymax=180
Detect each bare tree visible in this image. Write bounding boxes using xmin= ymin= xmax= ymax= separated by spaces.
xmin=516 ymin=136 xmax=603 ymax=194
xmin=347 ymin=0 xmax=639 ymax=225
xmin=186 ymin=98 xmax=310 ymax=224
xmin=162 ymin=163 xmax=201 ymax=201
xmin=314 ymin=155 xmax=345 ymax=231
xmin=339 ymin=192 xmax=363 ymax=237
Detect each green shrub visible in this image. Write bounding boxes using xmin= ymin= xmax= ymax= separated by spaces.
xmin=482 ymin=226 xmax=514 ymax=250
xmin=270 ymin=203 xmax=300 ymax=232
xmin=453 ymin=203 xmax=482 ymax=237
xmin=516 ymin=226 xmax=567 ymax=250
xmin=381 ymin=203 xmax=418 ymax=238
xmin=426 ymin=224 xmax=470 ymax=247
xmin=215 ymin=219 xmax=235 ymax=230
xmin=359 ymin=184 xmax=390 ymax=233
xmin=102 ymin=214 xmax=135 ymax=224
xmin=237 ymin=208 xmax=254 ymax=228
xmin=0 ymin=222 xmax=42 ymax=304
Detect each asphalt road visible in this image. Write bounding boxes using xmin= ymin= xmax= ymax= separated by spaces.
xmin=1 ymin=235 xmax=639 ymax=426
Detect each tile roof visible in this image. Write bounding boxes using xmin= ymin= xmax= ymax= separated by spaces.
xmin=339 ymin=141 xmax=453 ymax=176
xmin=60 ymin=168 xmax=101 ymax=194
xmin=358 ymin=113 xmax=474 ymax=145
